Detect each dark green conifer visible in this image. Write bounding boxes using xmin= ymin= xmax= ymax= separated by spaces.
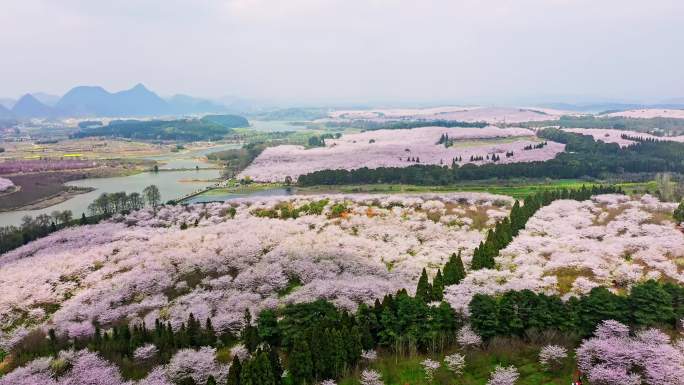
xmin=432 ymin=269 xmax=444 ymax=301
xmin=415 ymin=268 xmax=432 ymax=302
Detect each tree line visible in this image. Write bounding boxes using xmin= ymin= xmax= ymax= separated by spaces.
xmin=470 ymin=185 xmax=622 ymax=270
xmin=297 ymin=128 xmax=684 ymax=185
xmin=0 ymin=185 xmax=161 ymax=254
xmin=469 ymin=280 xmax=684 ymax=340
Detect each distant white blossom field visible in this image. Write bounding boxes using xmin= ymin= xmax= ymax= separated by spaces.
xmin=445 ymin=194 xmax=684 ymax=313
xmin=563 ymin=128 xmax=684 ymax=147
xmin=603 ymin=108 xmax=684 ymax=119
xmin=240 ymin=126 xmax=565 ymax=182
xmin=327 ymin=106 xmax=572 ymax=123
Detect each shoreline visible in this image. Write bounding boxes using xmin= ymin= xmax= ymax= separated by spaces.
xmin=0 ymin=186 xmax=95 ymax=213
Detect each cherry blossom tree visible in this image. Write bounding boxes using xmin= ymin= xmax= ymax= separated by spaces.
xmin=421 ymin=358 xmax=440 ymax=383
xmin=576 ymin=320 xmax=684 ymax=385
xmin=538 ymin=345 xmax=567 ymax=370
xmin=457 ymin=325 xmax=482 ymax=349
xmin=486 ymin=365 xmax=519 ymax=385
xmin=444 ymin=352 xmax=466 ymax=375
xmin=360 ymin=369 xmax=384 ymax=385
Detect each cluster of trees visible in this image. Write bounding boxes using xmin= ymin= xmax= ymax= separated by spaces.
xmin=415 ymin=252 xmax=467 ymax=302
xmin=0 ymin=185 xmax=161 ymax=255
xmin=208 ymin=142 xmax=267 ymax=178
xmin=88 ymin=185 xmax=161 ymax=216
xmin=0 ymin=210 xmax=77 ymax=254
xmin=72 ymin=116 xmax=246 ymax=142
xmin=523 ymin=141 xmax=547 ymax=150
xmin=404 ymin=156 xmax=420 ymax=163
xmin=437 ymin=133 xmax=456 ymax=148
xmin=199 ymin=114 xmax=249 ymax=129
xmin=253 ymin=199 xmax=330 ymax=220
xmin=10 ymin=313 xmax=234 ymax=380
xmin=471 ymin=185 xmax=622 ymax=270
xmin=307 ymin=133 xmax=341 ymax=148
xmin=469 ymin=280 xmax=684 ymax=340
xmin=298 ymin=128 xmax=684 ymax=185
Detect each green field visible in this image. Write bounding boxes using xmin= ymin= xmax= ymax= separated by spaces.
xmin=297 ymin=179 xmax=656 ymax=200
xmin=338 ymin=341 xmax=576 ymax=385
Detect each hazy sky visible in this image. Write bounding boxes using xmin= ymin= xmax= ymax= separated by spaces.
xmin=2 ymin=0 xmax=683 ymax=105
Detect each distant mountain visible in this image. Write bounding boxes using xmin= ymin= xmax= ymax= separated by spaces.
xmin=32 ymin=93 xmax=60 ymax=106
xmin=56 ymin=83 xmax=170 ymax=117
xmin=0 ymin=104 xmax=13 ymax=119
xmin=11 ymin=94 xmax=54 ymax=118
xmin=6 ymin=84 xmax=258 ymax=118
xmin=0 ymin=98 xmax=15 ymax=109
xmin=166 ymin=94 xmax=227 ymax=114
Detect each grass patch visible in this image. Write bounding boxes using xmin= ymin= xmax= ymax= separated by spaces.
xmin=297 ymin=179 xmax=654 ymax=200
xmin=338 ymin=342 xmax=575 ymax=385
xmin=547 ymin=267 xmax=594 ymax=295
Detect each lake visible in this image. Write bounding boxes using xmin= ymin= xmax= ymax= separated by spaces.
xmin=0 ymin=144 xmax=242 ymax=226
xmin=0 ymin=121 xmax=306 ymax=226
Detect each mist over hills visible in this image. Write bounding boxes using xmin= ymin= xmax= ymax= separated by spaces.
xmin=3 ymin=82 xmax=684 ymax=120
xmin=3 ymin=84 xmax=230 ymax=119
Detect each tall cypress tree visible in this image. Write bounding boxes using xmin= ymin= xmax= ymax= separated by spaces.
xmin=241 ymin=351 xmax=275 ymax=385
xmin=267 ymin=347 xmax=283 ymax=385
xmin=443 ymin=251 xmax=466 ymax=285
xmin=432 ymin=269 xmax=444 ymax=301
xmin=416 ymin=268 xmax=433 ymax=302
xmin=289 ymin=336 xmax=313 ymax=385
xmin=226 ymin=355 xmax=242 ymax=385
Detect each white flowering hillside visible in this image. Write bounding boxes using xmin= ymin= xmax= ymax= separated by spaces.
xmin=0 ymin=192 xmax=511 ymax=350
xmin=239 ymin=126 xmax=564 ymax=182
xmin=445 ymin=194 xmax=684 ymax=312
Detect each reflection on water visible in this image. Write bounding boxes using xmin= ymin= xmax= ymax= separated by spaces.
xmin=184 ymin=188 xmax=293 ymax=204
xmin=0 ymin=169 xmax=219 ymax=226
xmin=0 ymin=122 xmax=304 ymax=226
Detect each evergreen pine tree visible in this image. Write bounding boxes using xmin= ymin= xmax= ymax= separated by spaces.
xmin=289 ymin=336 xmax=313 ymax=385
xmin=629 ymin=280 xmax=674 ymax=326
xmin=226 ymin=356 xmax=242 ymax=385
xmin=267 ymin=347 xmax=283 ymax=385
xmin=415 ymin=268 xmax=432 ymax=302
xmin=432 ymin=269 xmax=444 ymax=301
xmin=206 ymin=375 xmax=216 ymax=385
xmin=468 ymin=294 xmax=499 ymax=340
xmin=241 ymin=351 xmax=275 ymax=385
xmin=443 ymin=251 xmax=466 ymax=285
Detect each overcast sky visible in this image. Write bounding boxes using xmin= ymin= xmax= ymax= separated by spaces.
xmin=2 ymin=0 xmax=683 ymax=105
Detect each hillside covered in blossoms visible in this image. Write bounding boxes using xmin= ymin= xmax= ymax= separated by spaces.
xmin=2 ymin=189 xmax=684 ymax=385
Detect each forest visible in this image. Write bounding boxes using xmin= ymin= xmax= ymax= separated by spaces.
xmin=72 ymin=115 xmax=248 ymax=141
